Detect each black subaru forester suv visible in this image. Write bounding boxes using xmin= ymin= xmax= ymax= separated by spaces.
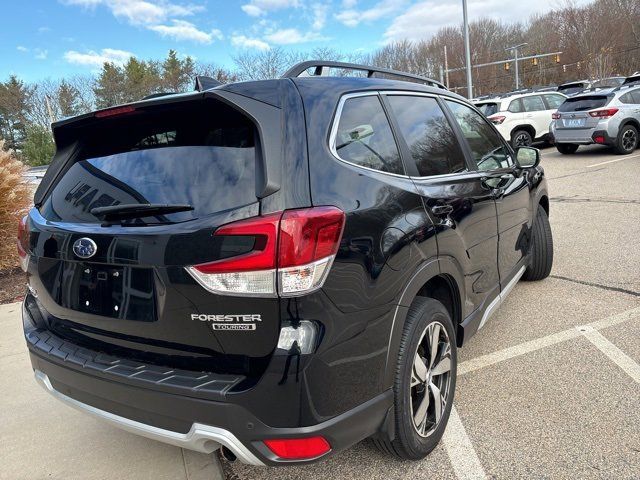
xmin=19 ymin=61 xmax=552 ymax=466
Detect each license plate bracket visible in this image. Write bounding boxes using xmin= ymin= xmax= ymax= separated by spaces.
xmin=59 ymin=262 xmax=155 ymax=321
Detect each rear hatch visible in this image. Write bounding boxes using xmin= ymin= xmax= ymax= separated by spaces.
xmin=555 ymin=94 xmax=613 ymax=129
xmin=26 ymin=95 xmax=284 ymax=377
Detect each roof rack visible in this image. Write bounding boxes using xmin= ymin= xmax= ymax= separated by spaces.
xmin=281 ymin=60 xmax=447 ymax=90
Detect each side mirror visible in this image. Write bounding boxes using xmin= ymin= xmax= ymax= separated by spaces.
xmin=515 ymin=146 xmax=540 ymax=168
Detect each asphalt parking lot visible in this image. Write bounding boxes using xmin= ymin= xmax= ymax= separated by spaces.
xmin=1 ymin=145 xmax=639 ymax=480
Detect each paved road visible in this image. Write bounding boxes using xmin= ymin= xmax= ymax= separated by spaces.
xmin=1 ymin=145 xmax=639 ymax=479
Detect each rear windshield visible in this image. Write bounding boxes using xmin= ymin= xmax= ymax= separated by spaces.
xmin=40 ymin=100 xmax=257 ymax=224
xmin=558 ymin=95 xmax=611 ymax=112
xmin=476 ymin=102 xmax=499 ymax=116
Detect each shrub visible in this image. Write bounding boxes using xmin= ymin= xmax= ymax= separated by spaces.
xmin=0 ymin=141 xmax=31 ymax=270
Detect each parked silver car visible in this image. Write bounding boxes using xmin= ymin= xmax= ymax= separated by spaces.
xmin=549 ymin=85 xmax=640 ymax=154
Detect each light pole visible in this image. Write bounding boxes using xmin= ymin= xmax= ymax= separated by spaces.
xmin=505 ymin=42 xmax=528 ymax=90
xmin=462 ymin=0 xmax=473 ymax=98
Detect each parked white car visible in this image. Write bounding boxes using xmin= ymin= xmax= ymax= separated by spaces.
xmin=474 ymin=91 xmax=567 ymax=147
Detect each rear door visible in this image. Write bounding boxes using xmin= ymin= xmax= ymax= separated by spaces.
xmin=27 ymin=97 xmax=285 ymax=375
xmin=556 ymin=95 xmax=612 ymax=131
xmin=383 ymin=92 xmax=500 ymax=317
xmin=521 ymin=95 xmax=548 ymax=138
xmin=443 ymin=99 xmax=531 ymax=286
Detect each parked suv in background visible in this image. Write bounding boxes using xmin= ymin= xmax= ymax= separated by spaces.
xmin=475 ymin=90 xmax=567 ymax=147
xmin=550 ymin=84 xmax=640 ymax=154
xmin=19 ymin=61 xmax=553 ymax=466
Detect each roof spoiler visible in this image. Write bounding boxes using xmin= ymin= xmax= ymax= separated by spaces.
xmin=195 ymin=76 xmax=222 ymax=91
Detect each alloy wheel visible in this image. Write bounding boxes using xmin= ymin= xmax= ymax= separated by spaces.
xmin=514 ymin=133 xmax=531 ymax=147
xmin=622 ymin=128 xmax=637 ymax=151
xmin=410 ymin=321 xmax=453 ymax=437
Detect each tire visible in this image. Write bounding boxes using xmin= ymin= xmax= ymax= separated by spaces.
xmin=556 ymin=143 xmax=579 ymax=155
xmin=511 ymin=129 xmax=533 ymax=147
xmin=613 ymin=124 xmax=638 ymax=155
xmin=373 ymin=297 xmax=457 ymax=460
xmin=523 ymin=206 xmax=553 ymax=281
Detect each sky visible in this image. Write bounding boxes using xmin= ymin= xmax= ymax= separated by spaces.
xmin=2 ymin=0 xmax=591 ymax=82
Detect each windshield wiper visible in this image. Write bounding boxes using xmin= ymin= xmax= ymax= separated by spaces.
xmin=91 ymin=203 xmax=194 ymax=222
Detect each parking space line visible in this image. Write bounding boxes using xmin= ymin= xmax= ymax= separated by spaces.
xmin=458 ymin=306 xmax=640 ymax=376
xmin=443 ymin=406 xmax=487 ymax=480
xmin=578 ymin=326 xmax=640 ymax=383
xmin=586 ymin=152 xmax=640 ymax=168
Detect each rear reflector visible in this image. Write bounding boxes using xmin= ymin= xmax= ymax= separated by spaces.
xmin=263 ymin=436 xmax=331 ymax=460
xmin=593 ymin=135 xmax=606 ymax=144
xmin=95 ymin=105 xmax=136 ymax=118
xmin=588 ymin=108 xmax=618 ymax=119
xmin=187 ymin=207 xmax=345 ymax=297
xmin=17 ymin=215 xmax=29 ymax=272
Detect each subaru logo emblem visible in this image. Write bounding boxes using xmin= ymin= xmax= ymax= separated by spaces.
xmin=73 ymin=237 xmax=97 ymax=259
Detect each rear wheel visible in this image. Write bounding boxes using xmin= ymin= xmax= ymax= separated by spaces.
xmin=374 ymin=297 xmax=457 ymax=460
xmin=523 ymin=206 xmax=553 ymax=281
xmin=556 ymin=143 xmax=579 ymax=155
xmin=511 ymin=129 xmax=533 ymax=147
xmin=614 ymin=125 xmax=638 ymax=154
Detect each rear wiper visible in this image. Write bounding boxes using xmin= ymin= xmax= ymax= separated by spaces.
xmin=91 ymin=203 xmax=194 ymax=222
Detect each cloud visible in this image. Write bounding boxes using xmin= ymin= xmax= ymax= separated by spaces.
xmin=336 ymin=0 xmax=406 ymax=27
xmin=37 ymin=26 xmax=52 ymax=33
xmin=263 ymin=28 xmax=327 ymax=45
xmin=240 ymin=0 xmax=300 ymax=17
xmin=231 ymin=35 xmax=271 ymax=51
xmin=383 ymin=0 xmax=594 ymax=42
xmin=61 ymin=0 xmax=203 ymax=25
xmin=34 ymin=49 xmax=48 ymax=60
xmin=148 ymin=20 xmax=222 ymax=43
xmin=63 ymin=48 xmax=134 ymax=67
xmin=17 ymin=45 xmax=29 ymax=52
xmin=311 ymin=3 xmax=328 ymax=30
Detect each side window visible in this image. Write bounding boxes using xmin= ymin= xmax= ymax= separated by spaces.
xmin=386 ymin=95 xmax=466 ymax=176
xmin=522 ymin=96 xmax=546 ymax=112
xmin=508 ymin=98 xmax=524 ymax=113
xmin=333 ymin=95 xmax=403 ymax=175
xmin=619 ymin=93 xmax=633 ymax=104
xmin=445 ymin=100 xmax=513 ymax=171
xmin=631 ymin=90 xmax=640 ymax=103
xmin=544 ymin=94 xmax=565 ymax=109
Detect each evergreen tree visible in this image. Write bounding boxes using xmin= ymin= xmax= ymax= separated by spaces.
xmin=0 ymin=76 xmax=32 ymax=151
xmin=162 ymin=50 xmax=194 ymax=92
xmin=21 ymin=124 xmax=55 ymax=166
xmin=57 ymin=80 xmax=81 ymax=118
xmin=93 ymin=63 xmax=126 ymax=108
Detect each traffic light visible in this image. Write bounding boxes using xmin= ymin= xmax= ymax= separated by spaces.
xmin=504 ymin=62 xmax=510 ymax=71
xmin=532 ymin=57 xmax=539 ymax=66
xmin=555 ymin=54 xmax=561 ymax=63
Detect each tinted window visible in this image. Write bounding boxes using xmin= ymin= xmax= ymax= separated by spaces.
xmin=387 ymin=95 xmax=466 ymax=176
xmin=558 ymin=83 xmax=587 ymax=95
xmin=334 ymin=95 xmax=403 ymax=175
xmin=508 ymin=99 xmax=524 ymax=113
xmin=476 ymin=102 xmax=499 ymax=116
xmin=445 ymin=100 xmax=512 ymax=171
xmin=41 ymin=100 xmax=257 ymax=224
xmin=544 ymin=94 xmax=565 ymax=109
xmin=620 ymin=92 xmax=634 ymax=104
xmin=522 ymin=96 xmax=546 ymax=112
xmin=558 ymin=95 xmax=611 ymax=112
xmin=631 ymin=90 xmax=640 ymax=103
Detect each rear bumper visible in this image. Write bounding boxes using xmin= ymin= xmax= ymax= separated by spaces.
xmin=24 ymin=301 xmax=392 ymax=466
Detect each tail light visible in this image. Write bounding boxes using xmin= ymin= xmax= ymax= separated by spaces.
xmin=263 ymin=436 xmax=331 ymax=460
xmin=17 ymin=215 xmax=29 ymax=272
xmin=186 ymin=207 xmax=345 ymax=297
xmin=588 ymin=108 xmax=618 ymax=119
xmin=488 ymin=115 xmax=506 ymax=125
xmin=551 ymin=112 xmax=561 ymax=120
xmin=95 ymin=105 xmax=136 ymax=118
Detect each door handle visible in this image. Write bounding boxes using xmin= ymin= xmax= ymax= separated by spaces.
xmin=431 ymin=204 xmax=454 ymax=216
